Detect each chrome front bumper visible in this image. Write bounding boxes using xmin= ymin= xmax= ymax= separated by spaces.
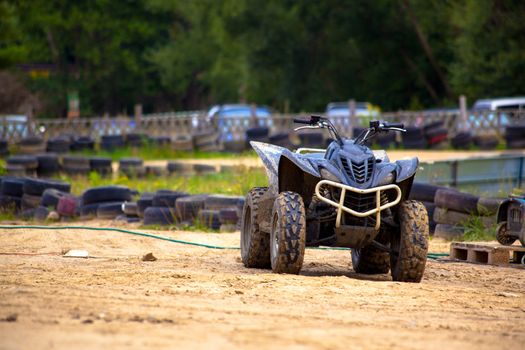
xmin=314 ymin=180 xmax=402 ymax=230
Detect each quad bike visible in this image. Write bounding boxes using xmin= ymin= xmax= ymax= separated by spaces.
xmin=495 ymin=195 xmax=525 ymax=247
xmin=241 ymin=115 xmax=429 ymax=282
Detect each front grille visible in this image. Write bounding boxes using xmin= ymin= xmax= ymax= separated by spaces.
xmin=509 ymin=206 xmax=523 ymax=231
xmin=340 ymin=156 xmax=374 ymax=184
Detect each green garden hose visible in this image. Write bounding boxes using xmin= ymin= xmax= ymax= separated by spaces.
xmin=0 ymin=225 xmax=449 ymax=258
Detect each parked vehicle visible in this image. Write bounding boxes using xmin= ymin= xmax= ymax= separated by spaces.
xmin=207 ymin=104 xmax=273 ymax=143
xmin=496 ymin=194 xmax=525 ymax=248
xmin=325 ymin=102 xmax=380 ymax=128
xmin=470 ymin=96 xmax=525 ymax=129
xmin=241 ymin=116 xmax=429 ymax=282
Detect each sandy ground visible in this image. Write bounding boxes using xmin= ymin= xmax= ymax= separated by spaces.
xmin=146 ymin=149 xmax=525 ymax=169
xmin=0 ymin=223 xmax=524 ymax=350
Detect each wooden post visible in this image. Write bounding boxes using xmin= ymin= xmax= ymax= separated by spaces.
xmin=250 ymin=103 xmax=258 ymax=128
xmin=134 ymin=104 xmax=142 ymax=131
xmin=26 ymin=105 xmax=34 ymax=136
xmin=348 ymin=99 xmax=356 ymax=137
xmin=459 ymin=95 xmax=468 ymax=132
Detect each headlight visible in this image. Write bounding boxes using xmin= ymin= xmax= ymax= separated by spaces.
xmin=320 ymin=168 xmax=341 ymax=182
xmin=378 ymin=172 xmax=395 ymax=185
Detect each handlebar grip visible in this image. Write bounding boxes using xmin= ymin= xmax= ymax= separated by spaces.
xmin=387 ymin=122 xmax=404 ymax=129
xmin=293 ymin=118 xmax=311 ymax=125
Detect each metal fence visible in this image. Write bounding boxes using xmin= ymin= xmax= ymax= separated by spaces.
xmin=416 ymin=155 xmax=525 ymax=195
xmin=0 ymin=109 xmax=524 ymax=143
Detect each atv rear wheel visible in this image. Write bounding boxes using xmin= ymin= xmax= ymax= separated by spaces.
xmin=390 ymin=200 xmax=429 ymax=282
xmin=496 ymin=222 xmax=516 ymax=246
xmin=352 ymin=242 xmax=390 ymax=274
xmin=241 ymin=187 xmax=271 ymax=268
xmin=270 ymin=191 xmax=306 ymax=274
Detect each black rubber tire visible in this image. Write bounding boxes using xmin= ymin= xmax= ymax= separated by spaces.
xmin=62 ymin=166 xmax=91 ymax=176
xmin=71 ymin=136 xmax=95 ymax=151
xmin=21 ymin=193 xmax=41 ymax=210
xmin=473 ymin=135 xmax=499 ymax=150
xmin=0 ymin=194 xmax=21 ymax=212
xmin=496 ymin=221 xmax=517 ymax=246
xmin=126 ymin=133 xmax=146 ymax=147
xmin=167 ymin=161 xmax=194 ymax=174
xmin=194 ymin=164 xmax=216 ymax=174
xmin=241 ymin=187 xmax=271 ymax=268
xmin=62 ymin=155 xmax=90 ymax=168
xmin=46 ymin=137 xmax=70 ymax=153
xmin=145 ymin=166 xmax=164 ymax=177
xmin=351 ymin=241 xmax=390 ymax=274
xmin=403 ymin=126 xmax=425 ymax=141
xmin=80 ymin=203 xmax=101 ymax=218
xmin=198 ymin=209 xmax=221 ymax=230
xmin=82 ymin=186 xmax=132 ymax=205
xmin=219 ymin=208 xmax=239 ymax=224
xmin=175 ymin=194 xmax=209 ymax=222
xmin=97 ymin=202 xmax=125 ymax=219
xmin=89 ymin=156 xmax=112 ymax=168
xmin=270 ymin=191 xmax=306 ymax=274
xmin=390 ymin=200 xmax=429 ymax=283
xmin=36 ymin=153 xmax=60 ymax=176
xmin=33 ymin=206 xmax=50 ymax=221
xmin=409 ymin=182 xmax=446 ymax=202
xmin=119 ymin=157 xmax=143 ymax=167
xmin=269 ymin=133 xmax=292 ymax=149
xmin=376 ymin=132 xmax=396 ymax=149
xmin=205 ymin=195 xmax=244 ymax=210
xmin=40 ymin=188 xmax=69 ymax=209
xmin=477 ymin=197 xmax=504 ymax=216
xmin=152 ymin=191 xmax=189 ymax=207
xmin=137 ymin=193 xmax=154 ymax=218
xmin=23 ymin=178 xmax=71 ymax=196
xmin=149 ymin=136 xmax=171 ymax=147
xmin=7 ymin=155 xmax=38 ymax=169
xmin=451 ymin=132 xmax=473 ymax=149
xmin=434 ymin=189 xmax=479 ymax=215
xmin=143 ymin=206 xmax=175 ymax=226
xmin=1 ymin=178 xmax=26 ymax=196
xmin=122 ymin=201 xmax=138 ymax=216
xmin=298 ymin=132 xmax=324 ymax=148
xmin=402 ymin=139 xmax=427 ymax=149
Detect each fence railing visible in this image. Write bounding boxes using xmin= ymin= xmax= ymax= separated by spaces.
xmin=0 ymin=109 xmax=523 ymax=143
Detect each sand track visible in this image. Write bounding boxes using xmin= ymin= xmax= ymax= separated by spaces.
xmin=0 ymin=225 xmax=523 ymax=349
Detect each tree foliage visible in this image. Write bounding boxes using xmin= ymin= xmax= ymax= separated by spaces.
xmin=0 ymin=0 xmax=523 ymax=116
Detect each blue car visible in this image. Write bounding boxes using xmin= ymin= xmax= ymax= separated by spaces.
xmin=208 ymin=104 xmax=272 ymax=142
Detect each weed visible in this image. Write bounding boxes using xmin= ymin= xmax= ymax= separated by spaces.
xmin=460 ymin=215 xmax=496 ymax=241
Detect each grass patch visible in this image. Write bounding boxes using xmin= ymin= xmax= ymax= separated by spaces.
xmin=61 ymin=168 xmax=268 ymax=196
xmin=460 ymin=215 xmax=496 ymax=241
xmin=73 ymin=143 xmax=257 ymax=161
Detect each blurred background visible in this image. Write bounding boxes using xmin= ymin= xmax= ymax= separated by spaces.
xmin=1 ymin=0 xmax=524 ymax=117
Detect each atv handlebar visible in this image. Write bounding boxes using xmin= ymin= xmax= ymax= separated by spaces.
xmin=293 ymin=118 xmax=312 ymax=125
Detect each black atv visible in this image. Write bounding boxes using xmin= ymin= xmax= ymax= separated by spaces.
xmin=241 ymin=116 xmax=429 ymax=282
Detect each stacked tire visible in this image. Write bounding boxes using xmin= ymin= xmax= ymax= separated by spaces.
xmin=36 ymin=153 xmax=60 ymax=177
xmin=0 ymin=177 xmax=25 ymax=213
xmin=172 ymin=135 xmax=194 ymax=152
xmin=402 ymin=126 xmax=426 ymax=149
xmin=505 ymin=126 xmax=525 ymax=149
xmin=451 ymin=131 xmax=473 ymax=149
xmin=80 ymin=186 xmax=132 ymax=219
xmin=423 ymin=121 xmax=448 ymax=149
xmin=6 ymin=155 xmax=38 ymax=176
xmin=167 ymin=161 xmax=194 ymax=176
xmin=143 ymin=190 xmax=189 ymax=226
xmin=46 ymin=136 xmax=71 ymax=153
xmin=17 ymin=136 xmax=46 ymax=154
xmin=62 ymin=155 xmax=90 ymax=176
xmin=23 ymin=178 xmax=73 ymax=219
xmin=126 ymin=133 xmax=146 ymax=147
xmin=70 ymin=136 xmax=95 ymax=151
xmin=89 ymin=157 xmax=112 ymax=176
xmin=193 ymin=131 xmax=222 ymax=152
xmin=101 ymin=135 xmax=125 ymax=152
xmin=0 ymin=139 xmax=9 ymax=157
xmin=119 ymin=158 xmax=145 ymax=178
xmin=200 ymin=194 xmax=244 ymax=230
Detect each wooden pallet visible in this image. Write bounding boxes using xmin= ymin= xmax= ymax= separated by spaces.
xmin=450 ymin=242 xmax=525 ymax=266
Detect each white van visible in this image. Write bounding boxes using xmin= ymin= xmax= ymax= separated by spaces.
xmin=472 ymin=97 xmax=525 ymax=111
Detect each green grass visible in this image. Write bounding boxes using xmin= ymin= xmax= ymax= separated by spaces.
xmin=459 ymin=215 xmax=497 ymax=241
xmin=73 ymin=144 xmax=257 ymax=161
xmin=61 ymin=168 xmax=268 ymax=196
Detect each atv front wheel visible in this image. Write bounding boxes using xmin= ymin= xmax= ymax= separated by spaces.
xmin=352 ymin=241 xmax=390 ymax=274
xmin=241 ymin=187 xmax=271 ymax=268
xmin=390 ymin=200 xmax=429 ymax=282
xmin=270 ymin=191 xmax=306 ymax=274
xmin=496 ymin=222 xmax=516 ymax=246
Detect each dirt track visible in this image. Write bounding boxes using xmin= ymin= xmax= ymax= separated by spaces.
xmin=0 ymin=224 xmax=524 ymax=349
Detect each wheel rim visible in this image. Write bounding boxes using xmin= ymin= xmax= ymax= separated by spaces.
xmin=241 ymin=206 xmax=251 ymax=255
xmin=270 ymin=212 xmax=279 ymax=265
xmin=496 ymin=222 xmax=516 ymax=246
